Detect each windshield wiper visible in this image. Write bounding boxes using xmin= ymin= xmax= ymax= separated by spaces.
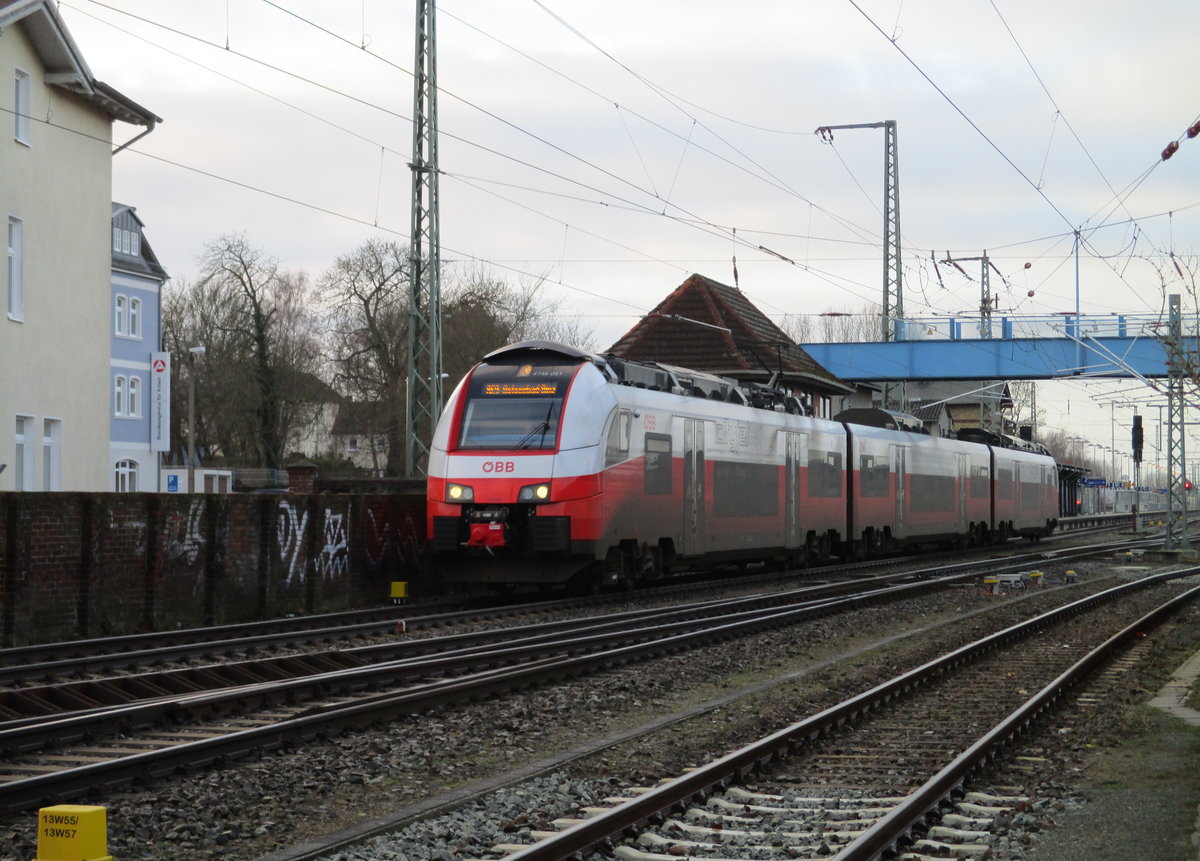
xmin=515 ymin=403 xmax=556 ymax=449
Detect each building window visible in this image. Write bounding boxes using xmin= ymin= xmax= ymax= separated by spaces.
xmin=14 ymin=414 xmax=33 ymax=490
xmin=42 ymin=418 xmax=61 ymax=491
xmin=7 ymin=216 xmax=22 ymax=321
xmin=115 ymin=295 xmax=127 ymax=335
xmin=128 ymin=375 xmax=141 ymax=417
xmin=113 ymin=225 xmax=122 ymax=253
xmin=115 ymin=375 xmax=127 ymax=416
xmin=115 ymin=459 xmax=139 ymax=492
xmin=347 ymin=438 xmax=359 ymax=453
xmin=129 ymin=297 xmax=141 ymax=338
xmin=14 ymin=68 xmax=31 ymax=145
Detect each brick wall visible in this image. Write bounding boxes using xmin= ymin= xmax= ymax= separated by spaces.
xmin=0 ymin=491 xmax=427 ymax=647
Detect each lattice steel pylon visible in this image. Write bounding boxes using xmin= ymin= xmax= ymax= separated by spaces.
xmin=816 ymin=120 xmax=903 ymax=408
xmin=1164 ymin=293 xmax=1189 ymax=549
xmin=405 ymin=0 xmax=443 ymax=477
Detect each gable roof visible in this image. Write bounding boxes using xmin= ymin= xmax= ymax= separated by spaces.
xmin=606 ymin=273 xmax=852 ymax=395
xmin=331 ymin=401 xmax=389 ymax=436
xmin=1 ymin=0 xmax=160 ymax=128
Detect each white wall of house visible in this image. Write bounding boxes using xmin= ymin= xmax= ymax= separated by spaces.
xmin=2 ymin=17 xmax=114 ymax=490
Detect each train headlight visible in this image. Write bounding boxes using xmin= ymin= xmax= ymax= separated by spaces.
xmin=446 ymin=483 xmax=474 ymax=502
xmin=518 ymin=483 xmax=551 ymax=502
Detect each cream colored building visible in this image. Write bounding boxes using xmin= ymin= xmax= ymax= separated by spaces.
xmin=1 ymin=0 xmax=158 ymax=490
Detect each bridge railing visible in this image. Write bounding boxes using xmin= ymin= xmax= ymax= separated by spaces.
xmin=890 ymin=313 xmax=1177 ymax=342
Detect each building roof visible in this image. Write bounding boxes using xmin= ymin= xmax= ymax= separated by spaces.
xmin=606 ymin=273 xmax=853 ymax=395
xmin=112 ymin=203 xmax=168 ymax=281
xmin=331 ymin=401 xmax=389 ymax=436
xmin=1 ymin=0 xmax=160 ymax=128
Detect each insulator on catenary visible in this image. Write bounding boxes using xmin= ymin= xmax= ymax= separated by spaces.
xmin=1188 ymin=121 xmax=1200 ymax=139
xmin=1162 ymin=140 xmax=1180 ymax=160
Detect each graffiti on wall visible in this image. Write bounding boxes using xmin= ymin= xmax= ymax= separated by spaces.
xmin=164 ymin=499 xmax=205 ymax=565
xmin=277 ymin=501 xmax=350 ymax=584
xmin=363 ymin=504 xmax=424 ymax=572
xmin=277 ymin=501 xmax=309 ymax=584
xmin=315 ymin=511 xmax=349 ymax=579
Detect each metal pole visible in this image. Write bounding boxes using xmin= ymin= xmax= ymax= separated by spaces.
xmin=187 ymin=351 xmax=196 ymax=494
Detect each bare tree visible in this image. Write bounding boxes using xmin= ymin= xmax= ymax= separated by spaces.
xmin=319 ymin=238 xmax=410 ymax=474
xmin=164 ymin=235 xmax=323 ymax=470
xmin=319 ymin=247 xmax=595 ymax=474
xmin=779 ymin=303 xmax=882 ymax=344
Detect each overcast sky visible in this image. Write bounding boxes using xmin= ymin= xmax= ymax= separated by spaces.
xmin=59 ymin=0 xmax=1200 ymax=474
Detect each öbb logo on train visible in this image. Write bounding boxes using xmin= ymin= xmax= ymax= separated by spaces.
xmin=482 ymin=460 xmax=516 ymax=473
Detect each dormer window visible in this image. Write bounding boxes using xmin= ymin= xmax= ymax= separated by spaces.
xmin=112 ymin=224 xmax=142 ymax=257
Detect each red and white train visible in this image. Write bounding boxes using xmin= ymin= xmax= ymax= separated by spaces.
xmin=427 ymin=341 xmax=1059 ymax=588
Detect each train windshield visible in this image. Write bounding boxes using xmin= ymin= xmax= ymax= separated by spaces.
xmin=457 ymin=360 xmax=580 ymax=450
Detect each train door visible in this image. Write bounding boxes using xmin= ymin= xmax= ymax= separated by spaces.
xmin=957 ymin=453 xmax=970 ymax=533
xmin=784 ymin=432 xmax=805 ymax=547
xmin=891 ymin=444 xmax=907 ymax=539
xmin=683 ymin=419 xmax=706 ymax=556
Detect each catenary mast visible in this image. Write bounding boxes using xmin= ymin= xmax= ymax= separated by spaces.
xmin=406 ymin=0 xmax=443 ymax=477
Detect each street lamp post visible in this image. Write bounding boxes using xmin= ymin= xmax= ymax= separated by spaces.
xmin=187 ymin=346 xmax=206 ymax=493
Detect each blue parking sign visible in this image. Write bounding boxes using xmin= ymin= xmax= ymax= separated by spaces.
xmin=167 ymin=474 xmax=179 ymax=493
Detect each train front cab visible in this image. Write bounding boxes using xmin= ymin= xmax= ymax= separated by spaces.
xmin=427 ymin=343 xmax=614 ymax=585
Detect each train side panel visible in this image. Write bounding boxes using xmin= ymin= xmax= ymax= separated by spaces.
xmin=847 ymin=426 xmax=992 ymax=549
xmin=991 ymin=445 xmax=1059 ymax=539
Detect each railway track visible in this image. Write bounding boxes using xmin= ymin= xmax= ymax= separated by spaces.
xmin=0 ymin=524 xmax=1144 ymax=692
xmin=0 ymin=511 xmax=1132 ymax=680
xmin=469 ymin=570 xmax=1200 ymax=861
xmin=0 ymin=542 xmax=1142 ymax=816
xmin=0 ymin=539 xmax=1138 ymax=726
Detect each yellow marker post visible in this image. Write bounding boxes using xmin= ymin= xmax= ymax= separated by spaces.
xmin=390 ymin=581 xmax=408 ymax=601
xmin=36 ymin=805 xmax=112 ymax=861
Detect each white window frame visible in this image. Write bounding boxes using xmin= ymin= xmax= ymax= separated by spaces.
xmin=14 ymin=68 xmax=31 ymax=145
xmin=7 ymin=215 xmax=22 ymax=321
xmin=115 ymin=458 xmax=139 ymax=492
xmin=42 ymin=417 xmax=61 ymax=491
xmin=115 ymin=294 xmax=127 ymax=336
xmin=115 ymin=374 xmax=127 ymax=417
xmin=14 ymin=414 xmax=34 ymax=490
xmin=113 ymin=225 xmax=122 ymax=253
xmin=128 ymin=297 xmax=141 ymax=338
xmin=128 ymin=375 xmax=142 ymax=417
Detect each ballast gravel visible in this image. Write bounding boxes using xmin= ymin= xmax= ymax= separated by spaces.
xmin=1 ymin=564 xmax=1196 ymax=861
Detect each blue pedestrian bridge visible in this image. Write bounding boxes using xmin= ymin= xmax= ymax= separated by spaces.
xmin=798 ymin=313 xmax=1195 ymax=382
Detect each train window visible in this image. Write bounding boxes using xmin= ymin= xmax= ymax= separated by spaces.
xmin=644 ymin=433 xmax=673 ymax=495
xmin=458 ymin=360 xmax=577 ymax=450
xmin=808 ymin=451 xmax=843 ymax=498
xmin=714 ymin=461 xmax=779 ymax=517
xmin=1020 ymin=464 xmax=1041 ymax=509
xmin=997 ymin=467 xmax=1013 ymax=499
xmin=858 ymin=455 xmax=890 ymax=498
xmin=971 ymin=465 xmax=989 ymax=498
xmin=910 ymin=474 xmax=955 ymax=512
xmin=605 ymin=411 xmax=632 ymax=467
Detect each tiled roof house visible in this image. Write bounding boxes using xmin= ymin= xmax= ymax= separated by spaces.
xmin=606 ymin=274 xmax=853 ymax=418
